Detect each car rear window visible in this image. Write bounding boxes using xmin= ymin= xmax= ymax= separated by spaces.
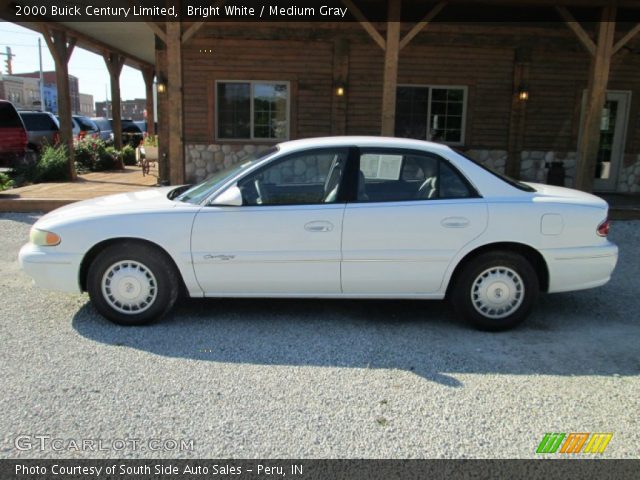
xmin=0 ymin=103 xmax=24 ymax=128
xmin=20 ymin=113 xmax=59 ymax=131
xmin=74 ymin=116 xmax=98 ymax=131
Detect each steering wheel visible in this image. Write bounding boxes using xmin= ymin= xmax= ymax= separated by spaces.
xmin=253 ymin=178 xmax=267 ymax=205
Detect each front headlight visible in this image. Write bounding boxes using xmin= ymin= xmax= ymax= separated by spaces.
xmin=30 ymin=228 xmax=61 ymax=246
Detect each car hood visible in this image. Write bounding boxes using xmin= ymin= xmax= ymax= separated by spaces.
xmin=525 ymin=182 xmax=608 ymax=209
xmin=36 ymin=186 xmax=191 ymax=228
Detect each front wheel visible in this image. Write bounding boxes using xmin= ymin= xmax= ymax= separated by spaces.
xmin=450 ymin=251 xmax=539 ymax=331
xmin=87 ymin=242 xmax=179 ymax=325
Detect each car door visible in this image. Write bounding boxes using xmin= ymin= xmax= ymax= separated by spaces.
xmin=341 ymin=148 xmax=488 ymax=295
xmin=191 ymin=148 xmax=350 ymax=295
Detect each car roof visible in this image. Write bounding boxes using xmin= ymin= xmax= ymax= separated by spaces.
xmin=276 ymin=136 xmax=454 ymax=155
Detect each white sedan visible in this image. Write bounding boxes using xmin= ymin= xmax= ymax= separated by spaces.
xmin=20 ymin=137 xmax=618 ymax=330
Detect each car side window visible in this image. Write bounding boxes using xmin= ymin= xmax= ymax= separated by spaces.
xmin=357 ymin=151 xmax=473 ymax=202
xmin=238 ymin=149 xmax=349 ymax=206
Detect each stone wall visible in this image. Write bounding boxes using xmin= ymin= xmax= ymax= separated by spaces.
xmin=618 ymin=155 xmax=640 ymax=193
xmin=185 ymin=144 xmax=273 ymax=183
xmin=186 ymin=143 xmax=640 ymax=193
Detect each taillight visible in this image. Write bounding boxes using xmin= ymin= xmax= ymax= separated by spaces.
xmin=597 ymin=218 xmax=610 ymax=237
xmin=53 ymin=132 xmax=60 ymax=145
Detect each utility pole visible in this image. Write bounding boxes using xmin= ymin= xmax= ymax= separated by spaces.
xmin=38 ymin=38 xmax=45 ymax=111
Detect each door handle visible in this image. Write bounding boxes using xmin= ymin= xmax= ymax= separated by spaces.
xmin=441 ymin=217 xmax=470 ymax=228
xmin=305 ymin=221 xmax=334 ymax=232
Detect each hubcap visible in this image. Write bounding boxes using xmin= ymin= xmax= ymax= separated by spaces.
xmin=101 ymin=260 xmax=157 ymax=315
xmin=471 ymin=266 xmax=524 ymax=319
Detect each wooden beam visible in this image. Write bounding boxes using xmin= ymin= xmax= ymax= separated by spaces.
xmin=142 ymin=67 xmax=156 ymax=136
xmin=381 ymin=0 xmax=401 ymax=136
xmin=182 ymin=21 xmax=205 ymax=43
xmin=506 ymin=48 xmax=531 ymax=179
xmin=613 ymin=23 xmax=640 ymax=54
xmin=103 ymin=52 xmax=125 ymax=150
xmin=146 ymin=21 xmax=167 ymax=43
xmin=331 ymin=38 xmax=350 ymax=135
xmin=166 ymin=21 xmax=185 ymax=185
xmin=341 ymin=0 xmax=386 ymax=50
xmin=575 ymin=5 xmax=616 ymax=192
xmin=555 ymin=6 xmax=597 ymax=56
xmin=40 ymin=25 xmax=76 ymax=180
xmin=399 ymin=1 xmax=447 ymax=50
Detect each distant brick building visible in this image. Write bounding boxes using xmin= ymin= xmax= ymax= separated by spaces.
xmin=0 ymin=74 xmax=40 ymax=110
xmin=79 ymin=93 xmax=94 ymax=117
xmin=12 ymin=71 xmax=80 ymax=114
xmin=95 ymin=98 xmax=146 ymax=120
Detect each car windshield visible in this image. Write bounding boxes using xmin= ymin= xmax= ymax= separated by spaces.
xmin=456 ymin=150 xmax=536 ymax=192
xmin=174 ymin=146 xmax=278 ymax=204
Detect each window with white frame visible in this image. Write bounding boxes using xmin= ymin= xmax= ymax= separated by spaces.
xmin=216 ymin=81 xmax=289 ymax=140
xmin=395 ymin=85 xmax=467 ymax=145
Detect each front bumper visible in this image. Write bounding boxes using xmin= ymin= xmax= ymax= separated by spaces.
xmin=19 ymin=243 xmax=83 ymax=294
xmin=541 ymin=242 xmax=619 ymax=293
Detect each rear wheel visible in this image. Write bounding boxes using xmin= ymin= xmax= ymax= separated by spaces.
xmin=450 ymin=251 xmax=539 ymax=331
xmin=87 ymin=242 xmax=179 ymax=325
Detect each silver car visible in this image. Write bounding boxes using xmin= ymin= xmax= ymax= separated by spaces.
xmin=18 ymin=111 xmax=60 ymax=152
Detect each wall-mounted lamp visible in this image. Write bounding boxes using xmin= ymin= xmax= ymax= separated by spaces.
xmin=335 ymin=82 xmax=346 ymax=97
xmin=518 ymin=86 xmax=529 ymax=101
xmin=157 ymin=76 xmax=167 ymax=94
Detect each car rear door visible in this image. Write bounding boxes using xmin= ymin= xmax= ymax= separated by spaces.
xmin=190 ymin=148 xmax=351 ymax=295
xmin=341 ymin=148 xmax=488 ymax=295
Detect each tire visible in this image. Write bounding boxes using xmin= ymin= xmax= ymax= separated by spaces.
xmin=87 ymin=242 xmax=179 ymax=326
xmin=450 ymin=251 xmax=539 ymax=331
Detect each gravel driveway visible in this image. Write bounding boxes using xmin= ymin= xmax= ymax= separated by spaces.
xmin=0 ymin=213 xmax=638 ymax=459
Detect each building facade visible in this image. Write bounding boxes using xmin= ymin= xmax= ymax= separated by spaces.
xmin=12 ymin=71 xmax=80 ymax=114
xmin=0 ymin=74 xmax=41 ymax=110
xmin=95 ymin=98 xmax=146 ymax=120
xmin=155 ymin=21 xmax=640 ymax=194
xmin=79 ymin=93 xmax=94 ymax=117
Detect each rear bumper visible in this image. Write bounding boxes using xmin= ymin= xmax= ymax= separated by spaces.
xmin=19 ymin=243 xmax=83 ymax=294
xmin=541 ymin=242 xmax=618 ymax=293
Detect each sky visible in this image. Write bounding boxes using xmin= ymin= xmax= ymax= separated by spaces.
xmin=0 ymin=21 xmax=146 ymax=102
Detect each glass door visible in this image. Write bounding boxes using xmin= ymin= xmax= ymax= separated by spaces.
xmin=591 ymin=91 xmax=631 ymax=192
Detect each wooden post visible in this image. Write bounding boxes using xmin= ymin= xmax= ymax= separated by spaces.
xmin=41 ymin=26 xmax=76 ymax=180
xmin=166 ymin=21 xmax=184 ymax=185
xmin=575 ymin=6 xmax=616 ymax=192
xmin=381 ymin=0 xmax=401 ymax=136
xmin=331 ymin=38 xmax=349 ymax=135
xmin=103 ymin=52 xmax=125 ymax=150
xmin=155 ymin=35 xmax=169 ymax=184
xmin=506 ymin=48 xmax=530 ymax=179
xmin=142 ymin=67 xmax=155 ymax=136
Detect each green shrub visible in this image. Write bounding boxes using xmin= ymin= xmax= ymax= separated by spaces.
xmin=95 ymin=146 xmax=122 ymax=171
xmin=0 ymin=172 xmax=14 ymax=191
xmin=121 ymin=145 xmax=137 ymax=166
xmin=32 ymin=145 xmax=70 ymax=183
xmin=143 ymin=134 xmax=158 ymax=147
xmin=74 ymin=137 xmax=106 ymax=172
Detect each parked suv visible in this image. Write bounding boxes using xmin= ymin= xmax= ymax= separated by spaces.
xmin=90 ymin=117 xmax=113 ymax=145
xmin=60 ymin=115 xmax=100 ymax=140
xmin=110 ymin=118 xmax=144 ymax=147
xmin=18 ymin=111 xmax=60 ymax=152
xmin=0 ymin=100 xmax=28 ymax=167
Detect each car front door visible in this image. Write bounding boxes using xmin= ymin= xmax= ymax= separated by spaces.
xmin=191 ymin=148 xmax=351 ymax=295
xmin=341 ymin=148 xmax=488 ymax=295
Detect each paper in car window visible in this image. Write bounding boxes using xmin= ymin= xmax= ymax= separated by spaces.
xmin=361 ymin=154 xmax=403 ymax=180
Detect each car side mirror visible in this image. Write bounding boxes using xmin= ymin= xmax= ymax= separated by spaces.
xmin=211 ymin=185 xmax=243 ymax=206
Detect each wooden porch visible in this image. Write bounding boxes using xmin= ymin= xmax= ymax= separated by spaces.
xmin=0 ymin=165 xmax=158 ymax=213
